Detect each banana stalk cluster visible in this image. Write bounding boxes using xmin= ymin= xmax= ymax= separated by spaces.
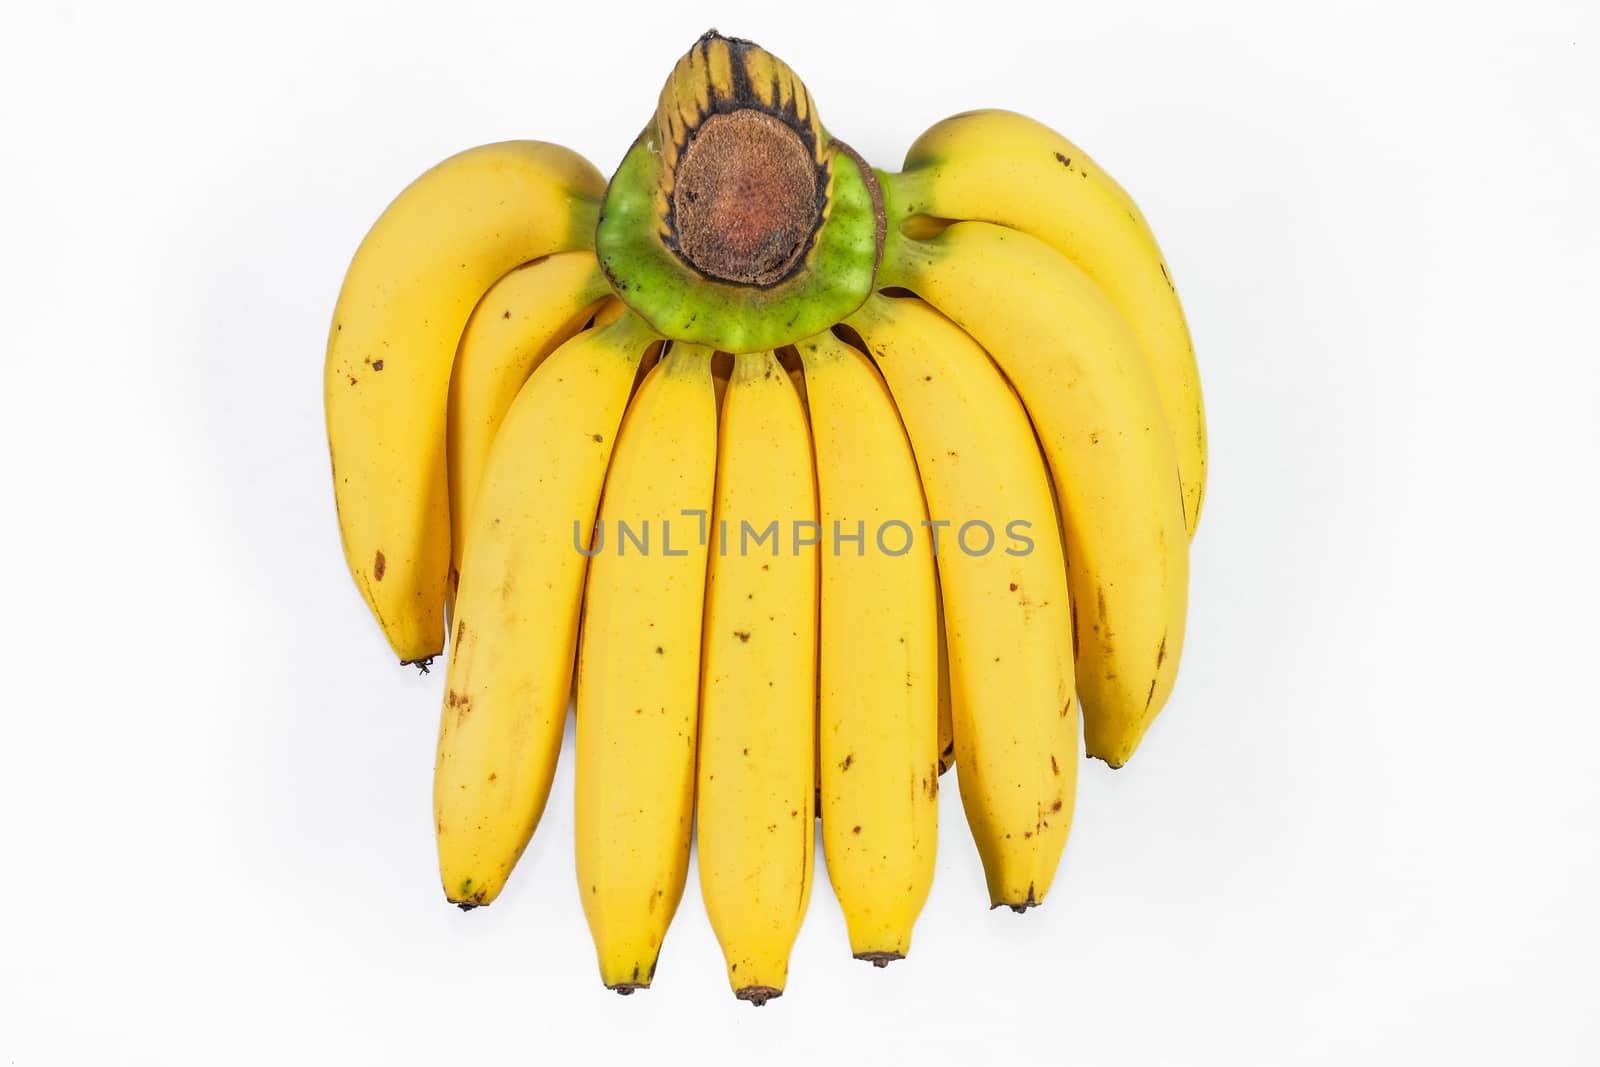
xmin=325 ymin=30 xmax=1204 ymax=1003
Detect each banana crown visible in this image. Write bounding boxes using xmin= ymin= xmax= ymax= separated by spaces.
xmin=596 ymin=31 xmax=884 ymax=354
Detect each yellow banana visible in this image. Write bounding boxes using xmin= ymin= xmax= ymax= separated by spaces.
xmin=696 ymin=350 xmax=817 ymax=1005
xmin=434 ymin=312 xmax=658 ymax=908
xmin=848 ymin=294 xmax=1077 ymax=908
xmin=881 ymin=222 xmax=1187 ymax=768
xmin=889 ymin=109 xmax=1207 ymax=534
xmin=446 ymin=250 xmax=612 ymax=596
xmin=796 ymin=330 xmax=938 ymax=964
xmin=325 ymin=141 xmax=604 ymax=663
xmin=574 ymin=342 xmax=717 ymax=993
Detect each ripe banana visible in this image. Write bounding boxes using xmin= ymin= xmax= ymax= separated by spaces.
xmin=574 ymin=342 xmax=716 ymax=993
xmin=848 ymin=294 xmax=1077 ymax=908
xmin=881 ymin=221 xmax=1187 ymax=768
xmin=889 ymin=109 xmax=1206 ymax=534
xmin=434 ymin=312 xmax=658 ymax=908
xmin=327 ymin=31 xmax=1207 ymax=995
xmin=696 ymin=350 xmax=818 ymax=1005
xmin=326 ymin=141 xmax=605 ymax=663
xmin=446 ymin=251 xmax=612 ymax=596
xmin=796 ymin=330 xmax=938 ymax=964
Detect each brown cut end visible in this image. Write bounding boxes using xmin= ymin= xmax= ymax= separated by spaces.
xmin=610 ymin=983 xmax=646 ymax=996
xmin=855 ymin=951 xmax=904 ymax=969
xmin=673 ymin=109 xmax=819 ymax=285
xmin=990 ymin=901 xmax=1040 ymax=914
xmin=735 ymin=985 xmax=783 ymax=1006
xmin=991 ymin=887 xmax=1041 ymax=914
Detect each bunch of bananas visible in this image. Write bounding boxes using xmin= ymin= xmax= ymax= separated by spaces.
xmin=326 ymin=31 xmax=1202 ymax=1004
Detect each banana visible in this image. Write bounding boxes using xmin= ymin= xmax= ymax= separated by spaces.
xmin=888 ymin=109 xmax=1207 ymax=534
xmin=574 ymin=342 xmax=717 ymax=993
xmin=848 ymin=294 xmax=1077 ymax=908
xmin=796 ymin=330 xmax=938 ymax=964
xmin=880 ymin=221 xmax=1187 ymax=768
xmin=446 ymin=251 xmax=612 ymax=596
xmin=325 ymin=141 xmax=604 ymax=663
xmin=434 ymin=312 xmax=659 ymax=908
xmin=696 ymin=350 xmax=818 ymax=1005
xmin=321 ymin=32 xmax=1212 ymax=999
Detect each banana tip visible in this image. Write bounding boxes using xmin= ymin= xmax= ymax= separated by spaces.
xmin=854 ymin=951 xmax=904 ymax=969
xmin=990 ymin=899 xmax=1041 ymax=915
xmin=401 ymin=655 xmax=437 ymax=675
xmin=735 ymin=985 xmax=783 ymax=1007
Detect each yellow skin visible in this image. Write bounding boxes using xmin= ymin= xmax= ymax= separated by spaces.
xmin=890 ymin=109 xmax=1207 ymax=535
xmin=696 ymin=351 xmax=817 ymax=1005
xmin=850 ymin=294 xmax=1077 ymax=908
xmin=882 ymin=223 xmax=1188 ymax=768
xmin=574 ymin=343 xmax=717 ymax=992
xmin=434 ymin=313 xmax=656 ymax=908
xmin=325 ymin=141 xmax=603 ymax=662
xmin=446 ymin=251 xmax=611 ymax=596
xmin=796 ymin=331 xmax=939 ymax=963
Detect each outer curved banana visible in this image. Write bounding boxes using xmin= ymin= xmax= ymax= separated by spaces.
xmin=849 ymin=294 xmax=1077 ymax=908
xmin=325 ymin=141 xmax=604 ymax=663
xmin=434 ymin=312 xmax=658 ymax=908
xmin=796 ymin=330 xmax=938 ymax=964
xmin=888 ymin=109 xmax=1207 ymax=535
xmin=881 ymin=221 xmax=1187 ymax=768
xmin=696 ymin=350 xmax=817 ymax=1005
xmin=447 ymin=250 xmax=612 ymax=595
xmin=574 ymin=342 xmax=717 ymax=993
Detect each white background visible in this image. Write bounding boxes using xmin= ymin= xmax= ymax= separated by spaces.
xmin=2 ymin=0 xmax=1596 ymax=1063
